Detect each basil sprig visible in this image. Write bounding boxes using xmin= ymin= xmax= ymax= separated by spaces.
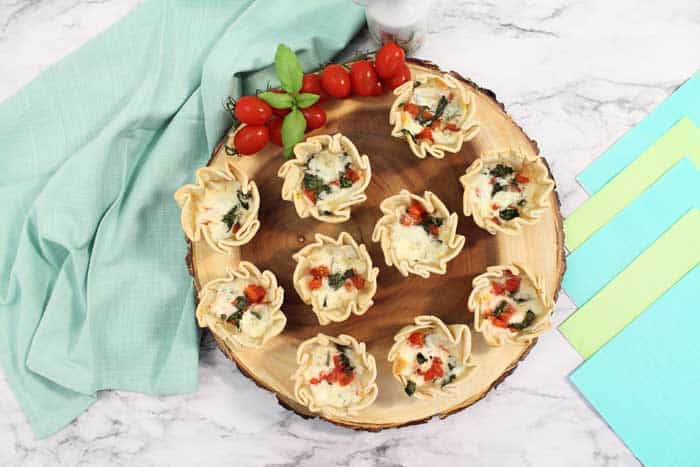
xmin=257 ymin=44 xmax=321 ymax=158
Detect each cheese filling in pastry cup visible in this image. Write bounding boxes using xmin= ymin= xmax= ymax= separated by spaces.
xmin=292 ymin=334 xmax=378 ymax=417
xmin=468 ymin=263 xmax=554 ymax=346
xmin=174 ymin=160 xmax=261 ymax=254
xmin=388 ymin=315 xmax=475 ymax=400
xmin=278 ymin=133 xmax=372 ymax=223
xmin=196 ymin=261 xmax=286 ymax=349
xmin=292 ymin=232 xmax=379 ymax=325
xmin=372 ymin=189 xmax=465 ymax=278
xmin=460 ymin=149 xmax=555 ymax=235
xmin=390 ymin=72 xmax=479 ymax=159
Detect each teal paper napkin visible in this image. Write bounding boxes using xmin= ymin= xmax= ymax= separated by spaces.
xmin=0 ymin=0 xmax=364 ymax=438
xmin=571 ymin=266 xmax=700 ymax=467
xmin=578 ymin=70 xmax=700 ymax=193
xmin=563 ymin=157 xmax=700 ymax=305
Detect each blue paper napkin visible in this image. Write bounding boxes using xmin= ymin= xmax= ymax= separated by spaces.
xmin=563 ymin=157 xmax=700 ymax=305
xmin=578 ymin=70 xmax=700 ymax=193
xmin=570 ymin=265 xmax=700 ymax=467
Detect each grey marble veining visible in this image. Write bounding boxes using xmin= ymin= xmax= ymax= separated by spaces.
xmin=2 ymin=0 xmax=699 ymax=465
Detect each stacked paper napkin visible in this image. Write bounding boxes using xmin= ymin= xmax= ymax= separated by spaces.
xmin=560 ymin=71 xmax=700 ymax=467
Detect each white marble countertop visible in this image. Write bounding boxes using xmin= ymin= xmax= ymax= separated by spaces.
xmin=1 ymin=1 xmax=698 ymax=466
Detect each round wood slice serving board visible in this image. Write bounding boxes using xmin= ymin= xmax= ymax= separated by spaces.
xmin=186 ymin=59 xmax=565 ymax=430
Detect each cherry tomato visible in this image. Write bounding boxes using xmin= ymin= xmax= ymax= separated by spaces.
xmin=320 ymin=64 xmax=351 ymax=99
xmin=234 ymin=125 xmax=269 ymax=155
xmin=372 ymin=79 xmax=385 ymax=96
xmin=384 ymin=62 xmax=411 ymax=89
xmin=267 ymin=118 xmax=283 ymax=146
xmin=301 ymin=73 xmax=328 ymax=103
xmin=375 ymin=42 xmax=406 ymax=79
xmin=268 ymin=89 xmax=290 ymax=117
xmin=234 ymin=95 xmax=272 ymax=125
xmin=301 ymin=104 xmax=327 ymax=131
xmin=349 ymin=60 xmax=379 ymax=96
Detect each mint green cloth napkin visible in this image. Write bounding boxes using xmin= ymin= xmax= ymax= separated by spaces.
xmin=0 ymin=0 xmax=364 ymax=438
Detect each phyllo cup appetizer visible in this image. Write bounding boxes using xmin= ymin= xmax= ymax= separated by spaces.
xmin=468 ymin=264 xmax=554 ymax=346
xmin=278 ymin=133 xmax=371 ymax=223
xmin=388 ymin=315 xmax=475 ymax=399
xmin=174 ymin=160 xmax=260 ymax=254
xmin=460 ymin=149 xmax=555 ymax=235
xmin=195 ymin=261 xmax=286 ymax=349
xmin=372 ymin=189 xmax=465 ymax=278
xmin=292 ymin=334 xmax=378 ymax=417
xmin=390 ymin=72 xmax=479 ymax=159
xmin=292 ymin=232 xmax=379 ymax=325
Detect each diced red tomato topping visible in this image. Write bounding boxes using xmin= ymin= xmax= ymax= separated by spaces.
xmin=231 ymin=223 xmax=241 ymax=234
xmin=406 ymin=200 xmax=425 ymax=220
xmin=408 ymin=331 xmax=424 ymax=348
xmin=308 ymin=277 xmax=323 ymax=290
xmin=403 ymin=103 xmax=420 ymax=117
xmin=445 ymin=122 xmax=460 ymax=131
xmin=310 ymin=266 xmax=330 ymax=279
xmin=417 ymin=356 xmax=444 ymax=381
xmin=351 ymin=274 xmax=365 ymax=289
xmin=515 ymin=174 xmax=530 ymax=183
xmin=427 ymin=224 xmax=440 ymax=236
xmin=420 ymin=109 xmax=433 ymax=120
xmin=491 ymin=305 xmax=516 ymax=328
xmin=244 ymin=284 xmax=266 ymax=303
xmin=309 ymin=353 xmax=355 ymax=386
xmin=505 ymin=275 xmax=521 ymax=293
xmin=417 ymin=127 xmax=433 ymax=141
xmin=345 ymin=168 xmax=360 ymax=182
xmin=491 ymin=280 xmax=506 ymax=295
xmin=304 ymin=188 xmax=316 ymax=203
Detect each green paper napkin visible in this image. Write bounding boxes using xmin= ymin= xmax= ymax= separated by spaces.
xmin=559 ymin=209 xmax=700 ymax=359
xmin=0 ymin=0 xmax=364 ymax=438
xmin=565 ymin=118 xmax=700 ymax=251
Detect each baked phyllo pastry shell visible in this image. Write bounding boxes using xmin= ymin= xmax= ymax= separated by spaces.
xmin=371 ymin=189 xmax=465 ymax=278
xmin=292 ymin=334 xmax=378 ymax=417
xmin=196 ymin=261 xmax=286 ymax=349
xmin=292 ymin=232 xmax=379 ymax=325
xmin=468 ymin=263 xmax=554 ymax=346
xmin=460 ymin=149 xmax=555 ymax=235
xmin=278 ymin=133 xmax=371 ymax=223
xmin=388 ymin=315 xmax=475 ymax=400
xmin=390 ymin=72 xmax=479 ymax=159
xmin=174 ymin=160 xmax=260 ymax=254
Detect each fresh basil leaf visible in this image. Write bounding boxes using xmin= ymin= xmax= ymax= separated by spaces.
xmin=295 ymin=93 xmax=320 ymax=109
xmin=275 ymin=44 xmax=303 ymax=94
xmin=258 ymin=91 xmax=294 ymax=109
xmin=282 ymin=108 xmax=306 ymax=158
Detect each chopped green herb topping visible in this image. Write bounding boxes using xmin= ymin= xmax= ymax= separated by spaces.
xmin=441 ymin=374 xmax=457 ymax=387
xmin=336 ymin=345 xmax=354 ymax=374
xmin=416 ymin=352 xmax=428 ymax=364
xmin=491 ymin=182 xmax=506 ymax=197
xmin=237 ymin=190 xmax=251 ymax=209
xmin=222 ymin=205 xmax=239 ymax=230
xmin=489 ymin=164 xmax=514 ymax=178
xmin=493 ymin=300 xmax=508 ymax=317
xmin=404 ymin=380 xmax=416 ymax=396
xmin=499 ymin=207 xmax=520 ymax=221
xmin=328 ymin=269 xmax=355 ymax=290
xmin=250 ymin=310 xmax=262 ymax=320
xmin=510 ymin=310 xmax=536 ymax=330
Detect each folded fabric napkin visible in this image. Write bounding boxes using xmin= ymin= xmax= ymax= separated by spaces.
xmin=564 ymin=117 xmax=700 ymax=251
xmin=560 ymin=208 xmax=700 ymax=359
xmin=0 ymin=0 xmax=364 ymax=438
xmin=563 ymin=157 xmax=700 ymax=306
xmin=577 ymin=70 xmax=700 ymax=194
xmin=570 ymin=265 xmax=700 ymax=467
